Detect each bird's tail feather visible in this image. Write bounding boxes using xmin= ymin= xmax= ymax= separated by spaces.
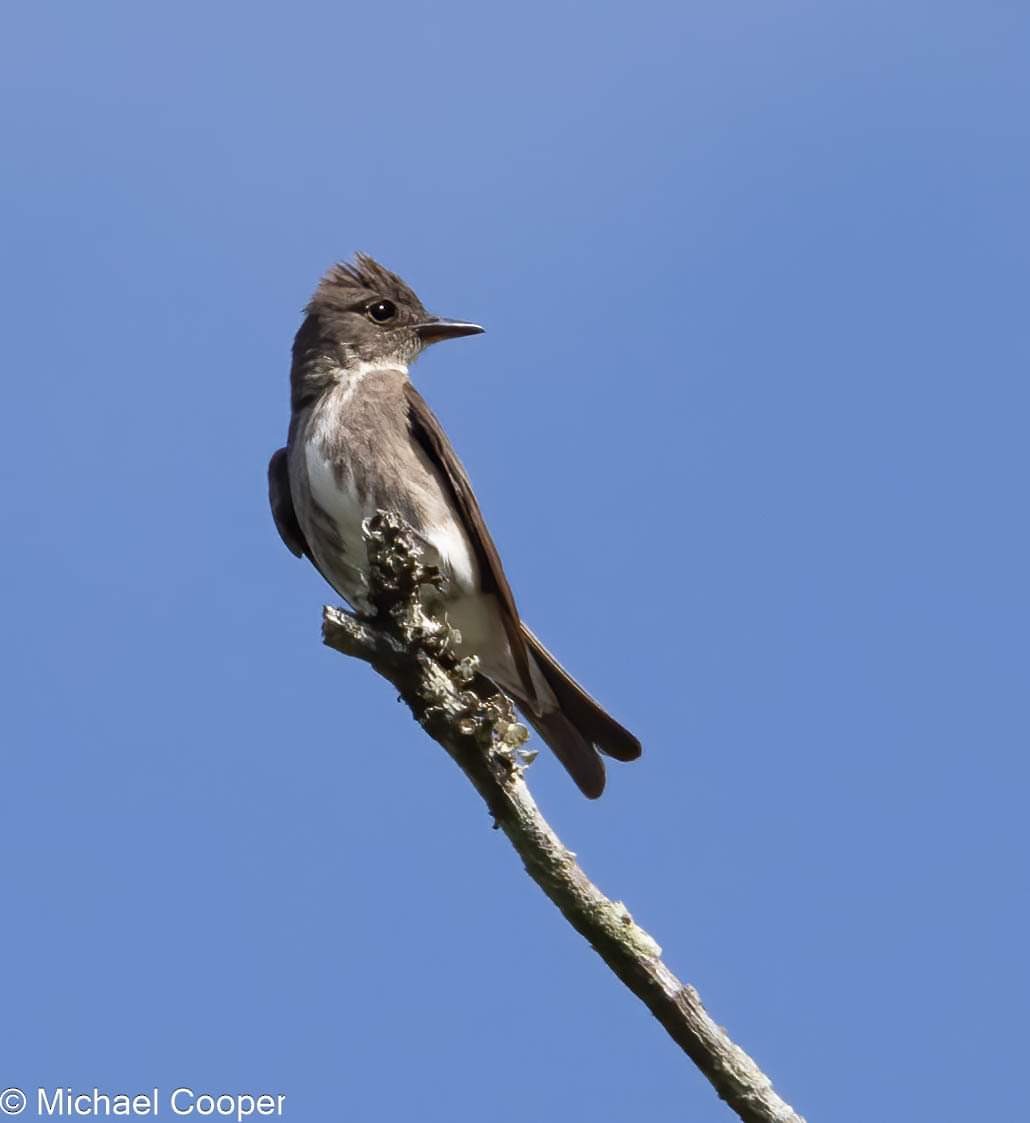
xmin=521 ymin=707 xmax=607 ymax=799
xmin=518 ymin=624 xmax=642 ymax=799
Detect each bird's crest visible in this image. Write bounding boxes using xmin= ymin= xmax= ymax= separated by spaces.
xmin=309 ymin=252 xmax=425 ymax=312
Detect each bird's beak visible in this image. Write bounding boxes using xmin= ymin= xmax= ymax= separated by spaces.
xmin=414 ymin=317 xmax=484 ymax=345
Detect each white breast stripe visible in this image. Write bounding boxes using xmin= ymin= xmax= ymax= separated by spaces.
xmin=303 ymin=442 xmax=366 ymax=560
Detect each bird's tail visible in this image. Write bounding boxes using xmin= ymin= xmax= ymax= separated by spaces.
xmin=519 ymin=625 xmax=642 ymax=799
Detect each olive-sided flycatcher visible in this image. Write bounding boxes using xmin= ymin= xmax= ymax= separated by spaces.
xmin=268 ymin=254 xmax=641 ymax=797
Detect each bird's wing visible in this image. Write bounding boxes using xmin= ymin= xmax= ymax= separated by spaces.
xmin=267 ymin=446 xmax=309 ymax=558
xmin=404 ymin=382 xmax=537 ymax=706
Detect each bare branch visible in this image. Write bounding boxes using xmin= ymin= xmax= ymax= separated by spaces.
xmin=321 ymin=512 xmax=807 ymax=1123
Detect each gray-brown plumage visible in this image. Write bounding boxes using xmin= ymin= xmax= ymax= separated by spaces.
xmin=268 ymin=253 xmax=641 ymax=797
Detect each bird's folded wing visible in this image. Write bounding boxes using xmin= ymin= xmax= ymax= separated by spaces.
xmin=268 ymin=447 xmax=309 ymax=558
xmin=404 ymin=383 xmax=537 ymax=706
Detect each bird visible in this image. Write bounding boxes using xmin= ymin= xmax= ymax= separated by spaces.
xmin=268 ymin=254 xmax=641 ymax=797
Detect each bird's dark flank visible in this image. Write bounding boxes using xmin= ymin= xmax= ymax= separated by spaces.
xmin=269 ymin=253 xmax=641 ymax=797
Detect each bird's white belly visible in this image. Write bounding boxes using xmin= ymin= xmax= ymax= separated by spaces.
xmin=301 ymin=436 xmax=550 ymax=710
xmin=303 ymin=439 xmax=478 ymax=595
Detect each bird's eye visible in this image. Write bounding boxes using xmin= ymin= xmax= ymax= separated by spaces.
xmin=366 ymin=299 xmax=397 ymax=323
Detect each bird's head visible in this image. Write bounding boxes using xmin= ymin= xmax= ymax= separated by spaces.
xmin=290 ymin=253 xmax=482 ymax=406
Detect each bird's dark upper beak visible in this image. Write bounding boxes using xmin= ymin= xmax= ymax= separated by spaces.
xmin=414 ymin=317 xmax=484 ymax=345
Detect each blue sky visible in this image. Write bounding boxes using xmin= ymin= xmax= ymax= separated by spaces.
xmin=2 ymin=2 xmax=1027 ymax=1120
